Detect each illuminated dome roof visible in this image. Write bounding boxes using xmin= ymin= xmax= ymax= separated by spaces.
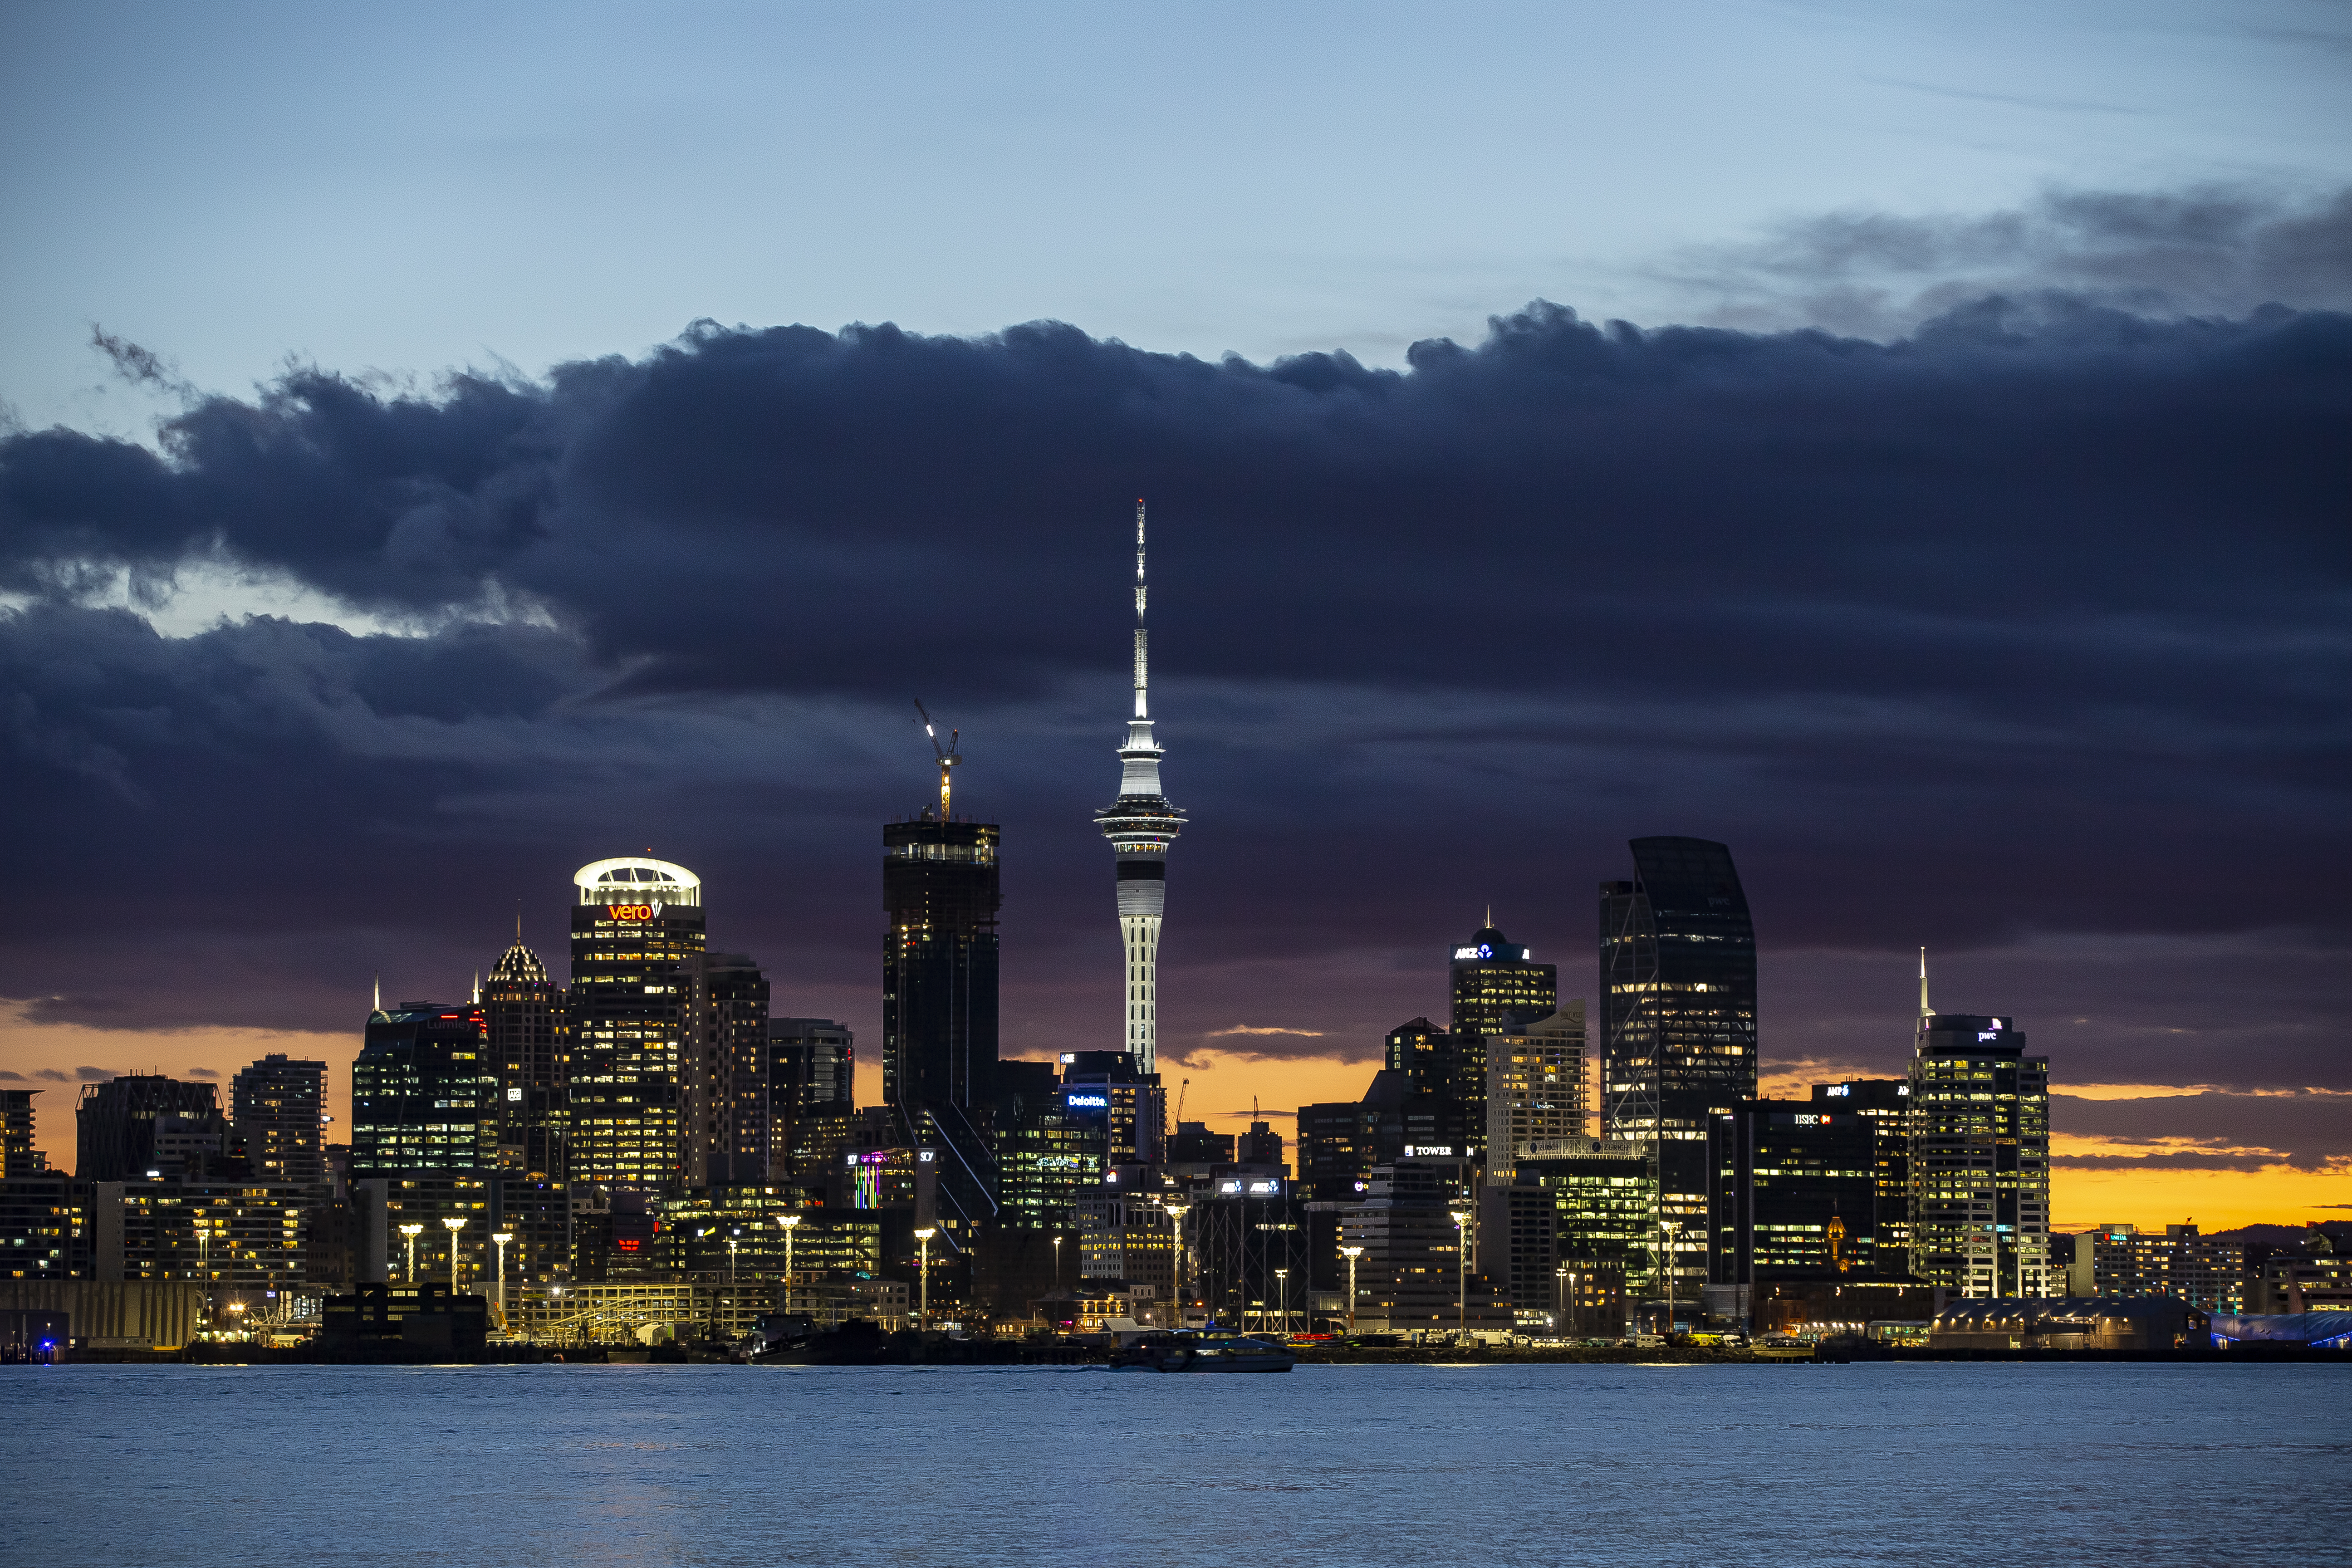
xmin=574 ymin=856 xmax=702 ymax=907
xmin=488 ymin=942 xmax=548 ymax=982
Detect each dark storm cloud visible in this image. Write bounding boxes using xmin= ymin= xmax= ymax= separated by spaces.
xmin=2052 ymin=1091 xmax=2352 ymax=1171
xmin=2 ymin=289 xmax=2347 ymax=1094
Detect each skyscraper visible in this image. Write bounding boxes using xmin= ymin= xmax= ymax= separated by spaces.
xmin=1449 ymin=917 xmax=1558 ymax=1038
xmin=684 ymin=951 xmax=772 ymax=1186
xmin=1094 ymin=500 xmax=1186 ymax=1077
xmin=482 ymin=937 xmax=566 ymax=1182
xmin=1907 ymin=997 xmax=2051 ymax=1299
xmin=883 ymin=804 xmax=1000 ymax=1230
xmin=230 ymin=1053 xmax=327 ymax=1186
xmin=351 ymin=1004 xmax=496 ymax=1174
xmin=1484 ymin=1004 xmax=1588 ymax=1179
xmin=568 ymin=857 xmax=706 ymax=1195
xmin=75 ymin=1075 xmax=221 ymax=1182
xmin=2 ymin=1088 xmax=43 ymax=1176
xmin=1601 ymin=836 xmax=1757 ymax=1305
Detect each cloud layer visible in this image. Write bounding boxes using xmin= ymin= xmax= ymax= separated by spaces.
xmin=4 ymin=274 xmax=2347 ymax=1167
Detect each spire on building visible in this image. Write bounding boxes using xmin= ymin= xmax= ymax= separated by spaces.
xmin=1919 ymin=946 xmax=1933 ymax=1023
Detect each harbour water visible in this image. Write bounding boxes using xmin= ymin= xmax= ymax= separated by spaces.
xmin=9 ymin=1361 xmax=2348 ymax=1566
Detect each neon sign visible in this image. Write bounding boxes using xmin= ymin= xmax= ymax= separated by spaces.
xmin=611 ymin=905 xmax=654 ymax=921
xmin=1065 ymin=1093 xmax=1107 ymax=1108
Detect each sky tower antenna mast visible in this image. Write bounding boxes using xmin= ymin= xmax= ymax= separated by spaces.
xmin=913 ymin=700 xmax=960 ymax=820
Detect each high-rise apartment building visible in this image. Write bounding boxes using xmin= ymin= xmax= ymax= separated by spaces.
xmin=2 ymin=1089 xmax=44 ymax=1176
xmin=684 ymin=951 xmax=772 ymax=1186
xmin=1484 ymin=1005 xmax=1588 ymax=1179
xmin=352 ymin=1004 xmax=497 ymax=1175
xmin=770 ymin=1018 xmax=854 ymax=1111
xmin=76 ymin=1075 xmax=222 ymax=1183
xmin=883 ymin=814 xmax=1000 ymax=1229
xmin=568 ymin=857 xmax=706 ymax=1195
xmin=482 ymin=939 xmax=565 ymax=1180
xmin=1450 ymin=918 xmax=1558 ymax=1038
xmin=1907 ymin=1009 xmax=2050 ymax=1298
xmin=230 ymin=1054 xmax=327 ymax=1186
xmin=1094 ymin=501 xmax=1186 ymax=1077
xmin=1601 ymin=836 xmax=1757 ymax=1304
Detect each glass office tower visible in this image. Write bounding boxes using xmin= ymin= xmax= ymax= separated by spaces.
xmin=1601 ymin=836 xmax=1757 ymax=1306
xmin=883 ymin=815 xmax=1001 ymax=1231
xmin=1908 ymin=1013 xmax=2050 ymax=1298
xmin=568 ymin=857 xmax=706 ymax=1196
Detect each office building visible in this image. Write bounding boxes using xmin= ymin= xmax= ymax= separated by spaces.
xmin=1485 ymin=1004 xmax=1588 ymax=1180
xmin=569 ymin=857 xmax=707 ymax=1195
xmin=1522 ymin=1137 xmax=1655 ymax=1298
xmin=1236 ymin=1119 xmax=1285 ymax=1171
xmin=684 ymin=952 xmax=773 ymax=1186
xmin=1907 ymin=1004 xmax=2050 ymax=1298
xmin=1057 ymin=1051 xmax=1166 ymax=1168
xmin=1601 ymin=836 xmax=1758 ymax=1305
xmin=352 ymin=1003 xmax=497 ymax=1175
xmin=1295 ymin=1098 xmax=1382 ymax=1200
xmin=3 ymin=1090 xmax=45 ymax=1176
xmin=1450 ymin=917 xmax=1558 ymax=1038
xmin=1809 ymin=1078 xmax=1911 ymax=1270
xmin=1093 ymin=500 xmax=1187 ymax=1078
xmin=230 ymin=1054 xmax=327 ymax=1187
xmin=482 ymin=938 xmax=566 ymax=1182
xmin=1074 ymin=1186 xmax=1177 ymax=1298
xmin=771 ymin=1017 xmax=854 ymax=1111
xmin=1166 ymin=1121 xmax=1235 ymax=1166
xmin=883 ymin=811 xmax=1000 ymax=1231
xmin=1338 ymin=1160 xmax=1508 ymax=1334
xmin=1706 ymin=1099 xmax=1886 ymax=1330
xmin=0 ymin=1174 xmax=77 ymax=1279
xmin=76 ymin=1075 xmax=222 ymax=1183
xmin=994 ymin=1062 xmax=1100 ymax=1232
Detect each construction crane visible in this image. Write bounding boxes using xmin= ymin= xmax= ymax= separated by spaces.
xmin=1176 ymin=1078 xmax=1189 ymax=1125
xmin=913 ymin=699 xmax=960 ymax=820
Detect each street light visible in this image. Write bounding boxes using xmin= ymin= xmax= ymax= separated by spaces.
xmin=491 ymin=1232 xmax=514 ymax=1327
xmin=1163 ymin=1202 xmax=1190 ymax=1328
xmin=1274 ymin=1267 xmax=1290 ymax=1338
xmin=443 ymin=1215 xmax=467 ymax=1293
xmin=1340 ymin=1245 xmax=1363 ymax=1334
xmin=399 ymin=1223 xmax=424 ymax=1283
xmin=913 ymin=1227 xmax=936 ymax=1332
xmin=1450 ymin=1209 xmax=1472 ymax=1340
xmin=1661 ymin=1219 xmax=1681 ymax=1336
xmin=779 ymin=1213 xmax=802 ymax=1305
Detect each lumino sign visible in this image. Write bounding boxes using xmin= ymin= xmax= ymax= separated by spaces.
xmin=609 ymin=905 xmax=654 ymax=921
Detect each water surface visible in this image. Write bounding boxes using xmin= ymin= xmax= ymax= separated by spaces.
xmin=10 ymin=1361 xmax=2348 ymax=1566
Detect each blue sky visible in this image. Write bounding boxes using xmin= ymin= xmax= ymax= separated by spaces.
xmin=5 ymin=0 xmax=2347 ymax=436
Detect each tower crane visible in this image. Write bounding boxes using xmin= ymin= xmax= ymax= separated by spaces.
xmin=913 ymin=700 xmax=960 ymax=820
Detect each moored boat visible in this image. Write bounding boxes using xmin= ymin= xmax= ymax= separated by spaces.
xmin=1110 ymin=1331 xmax=1295 ymax=1373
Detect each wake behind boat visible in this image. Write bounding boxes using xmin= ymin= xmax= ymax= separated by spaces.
xmin=1110 ymin=1331 xmax=1296 ymax=1373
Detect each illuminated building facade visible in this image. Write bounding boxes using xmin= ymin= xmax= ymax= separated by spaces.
xmin=3 ymin=1089 xmax=46 ymax=1176
xmin=1484 ymin=1004 xmax=1588 ymax=1179
xmin=882 ymin=816 xmax=1000 ymax=1230
xmin=1521 ymin=1138 xmax=1656 ymax=1298
xmin=352 ymin=1005 xmax=497 ymax=1175
xmin=1906 ymin=1011 xmax=2050 ymax=1298
xmin=1810 ymin=1078 xmax=1911 ymax=1268
xmin=76 ymin=1075 xmax=221 ymax=1183
xmin=1706 ymin=1100 xmax=1885 ymax=1330
xmin=770 ymin=1017 xmax=854 ymax=1111
xmin=0 ymin=1172 xmax=76 ymax=1279
xmin=1094 ymin=501 xmax=1186 ymax=1078
xmin=482 ymin=940 xmax=565 ymax=1181
xmin=568 ymin=857 xmax=706 ymax=1195
xmin=1056 ymin=1051 xmax=1164 ymax=1166
xmin=1449 ymin=919 xmax=1558 ymax=1038
xmin=684 ymin=952 xmax=773 ymax=1186
xmin=230 ymin=1054 xmax=327 ymax=1188
xmin=1601 ymin=836 xmax=1757 ymax=1305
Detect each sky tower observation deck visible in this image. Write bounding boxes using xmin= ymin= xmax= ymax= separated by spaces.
xmin=1094 ymin=500 xmax=1186 ymax=1077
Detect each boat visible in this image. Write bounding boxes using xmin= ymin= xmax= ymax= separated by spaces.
xmin=1109 ymin=1331 xmax=1296 ymax=1373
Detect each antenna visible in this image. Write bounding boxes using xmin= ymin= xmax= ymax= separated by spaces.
xmin=1919 ymin=946 xmax=1933 ymax=1023
xmin=372 ymin=973 xmax=381 ymax=1013
xmin=1132 ymin=498 xmax=1148 ymax=721
xmin=912 ymin=699 xmax=961 ymax=821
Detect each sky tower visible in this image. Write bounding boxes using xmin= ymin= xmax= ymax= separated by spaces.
xmin=1094 ymin=500 xmax=1186 ymax=1075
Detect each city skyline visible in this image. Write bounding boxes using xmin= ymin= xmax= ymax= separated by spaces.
xmin=5 ymin=5 xmax=2346 ymax=1238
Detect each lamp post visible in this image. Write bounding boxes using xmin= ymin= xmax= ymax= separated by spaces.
xmin=1340 ymin=1245 xmax=1363 ymax=1334
xmin=914 ymin=1227 xmax=936 ymax=1332
xmin=1164 ymin=1203 xmax=1190 ymax=1328
xmin=399 ymin=1223 xmax=424 ymax=1284
xmin=1274 ymin=1267 xmax=1290 ymax=1338
xmin=1661 ymin=1219 xmax=1681 ymax=1336
xmin=1555 ymin=1264 xmax=1570 ymax=1338
xmin=1051 ymin=1233 xmax=1063 ymax=1294
xmin=779 ymin=1212 xmax=801 ymax=1304
xmin=196 ymin=1220 xmax=214 ymax=1327
xmin=1450 ymin=1208 xmax=1471 ymax=1340
xmin=491 ymin=1232 xmax=514 ymax=1328
xmin=443 ymin=1215 xmax=467 ymax=1293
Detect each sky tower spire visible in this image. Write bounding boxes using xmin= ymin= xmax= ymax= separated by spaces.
xmin=1096 ymin=498 xmax=1186 ymax=1075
